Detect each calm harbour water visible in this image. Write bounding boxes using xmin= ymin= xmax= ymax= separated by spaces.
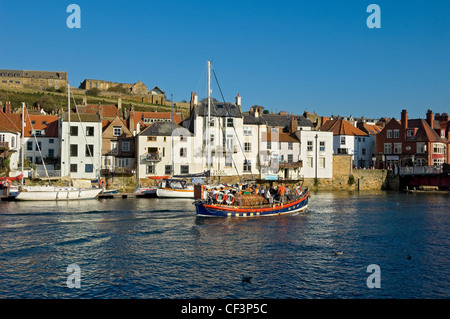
xmin=0 ymin=190 xmax=449 ymax=299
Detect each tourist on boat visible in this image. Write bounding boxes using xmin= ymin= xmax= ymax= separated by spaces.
xmin=260 ymin=187 xmax=266 ymax=197
xmin=265 ymin=188 xmax=273 ymax=204
xmin=278 ymin=184 xmax=287 ymax=202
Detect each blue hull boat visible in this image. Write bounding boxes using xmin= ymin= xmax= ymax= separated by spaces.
xmin=195 ymin=187 xmax=309 ymax=217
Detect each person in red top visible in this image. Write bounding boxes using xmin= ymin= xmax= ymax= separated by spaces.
xmin=278 ymin=184 xmax=287 ymax=202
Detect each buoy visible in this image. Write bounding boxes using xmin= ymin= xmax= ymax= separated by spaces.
xmin=226 ymin=194 xmax=235 ymax=205
xmin=215 ymin=192 xmax=224 ymax=204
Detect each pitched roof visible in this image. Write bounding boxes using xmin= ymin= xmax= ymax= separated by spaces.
xmin=23 ymin=114 xmax=59 ymax=137
xmin=102 ymin=116 xmax=133 ymax=136
xmin=357 ymin=122 xmax=383 ymax=135
xmin=243 ymin=113 xmax=314 ymax=128
xmin=138 ymin=121 xmax=192 ymax=137
xmin=150 ymin=86 xmax=165 ymax=95
xmin=320 ymin=119 xmax=367 ymax=136
xmin=195 ymin=100 xmax=242 ymax=118
xmin=407 ymin=119 xmax=446 ymax=142
xmin=76 ymin=104 xmax=120 ymax=119
xmin=262 ymin=131 xmax=300 ymax=143
xmin=0 ymin=111 xmax=21 ymax=133
xmin=128 ymin=111 xmax=183 ymax=131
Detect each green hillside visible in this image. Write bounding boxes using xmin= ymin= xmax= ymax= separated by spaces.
xmin=0 ymin=86 xmax=187 ymax=116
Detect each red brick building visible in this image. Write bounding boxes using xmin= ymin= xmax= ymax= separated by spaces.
xmin=376 ymin=109 xmax=449 ymax=169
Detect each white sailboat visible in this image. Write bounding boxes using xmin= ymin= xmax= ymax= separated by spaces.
xmin=14 ymin=85 xmax=102 ymax=201
xmin=155 ymin=178 xmax=194 ymax=198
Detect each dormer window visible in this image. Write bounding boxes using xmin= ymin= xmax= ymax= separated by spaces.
xmin=113 ymin=127 xmax=122 ymax=137
xmin=407 ymin=129 xmax=414 ymax=137
xmin=31 ymin=129 xmax=45 ymax=136
xmin=441 ymin=130 xmax=445 ymax=138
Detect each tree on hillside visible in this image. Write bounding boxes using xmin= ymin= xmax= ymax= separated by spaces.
xmin=34 ymin=95 xmax=57 ymax=113
xmin=0 ymin=92 xmax=8 ymax=104
xmin=86 ymin=87 xmax=101 ymax=96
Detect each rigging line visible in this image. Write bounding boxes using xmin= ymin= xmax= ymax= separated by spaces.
xmin=215 ymin=109 xmax=242 ymax=182
xmin=195 ymin=65 xmax=206 ymax=100
xmin=211 ymin=65 xmax=249 ymax=166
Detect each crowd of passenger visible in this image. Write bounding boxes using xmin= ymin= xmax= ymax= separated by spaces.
xmin=206 ymin=183 xmax=304 ymax=205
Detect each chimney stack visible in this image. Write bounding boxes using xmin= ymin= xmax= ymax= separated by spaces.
xmin=426 ymin=109 xmax=433 ymax=128
xmin=236 ymin=93 xmax=241 ymax=107
xmin=117 ymin=97 xmax=122 ymax=117
xmin=401 ymin=109 xmax=408 ymax=138
xmin=289 ymin=116 xmax=298 ymax=133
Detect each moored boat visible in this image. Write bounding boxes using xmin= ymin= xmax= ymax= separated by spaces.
xmin=156 ymin=178 xmax=194 ymax=198
xmin=195 ymin=185 xmax=309 ymax=217
xmin=133 ymin=186 xmax=158 ymax=196
xmin=14 ymin=186 xmax=102 ymax=201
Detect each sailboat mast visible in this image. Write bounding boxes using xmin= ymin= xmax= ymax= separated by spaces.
xmin=207 ymin=61 xmax=211 ymax=179
xmin=171 ymin=93 xmax=174 ymax=176
xmin=21 ymin=102 xmax=25 ymax=185
xmin=67 ymin=83 xmax=71 ymax=178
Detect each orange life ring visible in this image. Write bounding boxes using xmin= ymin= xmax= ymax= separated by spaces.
xmin=4 ymin=180 xmax=12 ymax=188
xmin=99 ymin=180 xmax=106 ymax=187
xmin=296 ymin=187 xmax=302 ymax=196
xmin=226 ymin=194 xmax=235 ymax=205
xmin=215 ymin=192 xmax=225 ymax=203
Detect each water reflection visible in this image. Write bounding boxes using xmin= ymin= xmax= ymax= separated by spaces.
xmin=1 ymin=192 xmax=449 ymax=298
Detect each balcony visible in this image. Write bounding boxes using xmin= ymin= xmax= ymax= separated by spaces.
xmin=279 ymin=160 xmax=303 ymax=169
xmin=140 ymin=153 xmax=161 ymax=163
xmin=209 ymin=145 xmax=238 ymax=155
xmin=0 ymin=141 xmax=9 ymax=150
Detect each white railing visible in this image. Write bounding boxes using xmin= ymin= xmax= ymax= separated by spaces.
xmin=399 ymin=166 xmax=443 ymax=175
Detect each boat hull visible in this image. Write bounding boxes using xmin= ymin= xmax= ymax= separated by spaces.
xmin=133 ymin=187 xmax=157 ymax=195
xmin=15 ymin=187 xmax=102 ymax=201
xmin=156 ymin=187 xmax=194 ymax=198
xmin=195 ymin=192 xmax=309 ymax=217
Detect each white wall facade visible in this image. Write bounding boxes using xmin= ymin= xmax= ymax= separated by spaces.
xmin=136 ymin=127 xmax=202 ymax=179
xmin=193 ymin=115 xmax=259 ymax=178
xmin=60 ymin=118 xmax=102 ymax=179
xmin=296 ymin=130 xmax=333 ymax=179
xmin=0 ymin=131 xmax=20 ymax=170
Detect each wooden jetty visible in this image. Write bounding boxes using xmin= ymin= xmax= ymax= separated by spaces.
xmin=97 ymin=193 xmax=156 ymax=199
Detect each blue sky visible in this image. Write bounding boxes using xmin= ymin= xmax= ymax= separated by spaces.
xmin=1 ymin=0 xmax=450 ymax=120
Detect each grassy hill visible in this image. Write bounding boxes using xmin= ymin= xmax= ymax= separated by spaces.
xmin=0 ymin=86 xmax=189 ymax=117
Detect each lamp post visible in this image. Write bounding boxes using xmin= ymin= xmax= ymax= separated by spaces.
xmin=315 ymin=133 xmax=318 ymax=180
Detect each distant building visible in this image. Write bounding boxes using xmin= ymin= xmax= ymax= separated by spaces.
xmin=60 ymin=112 xmax=102 ymax=179
xmin=101 ymin=116 xmax=136 ymax=176
xmin=357 ymin=121 xmax=383 ymax=168
xmin=0 ymin=103 xmax=21 ymax=171
xmin=127 ymin=107 xmax=183 ymax=136
xmin=295 ymin=130 xmax=334 ymax=179
xmin=22 ymin=112 xmax=60 ymax=172
xmin=0 ymin=69 xmax=67 ymax=90
xmin=136 ymin=121 xmax=196 ymax=179
xmin=376 ymin=109 xmax=449 ymax=169
xmin=185 ymin=94 xmax=251 ymax=178
xmin=320 ymin=118 xmax=370 ymax=168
